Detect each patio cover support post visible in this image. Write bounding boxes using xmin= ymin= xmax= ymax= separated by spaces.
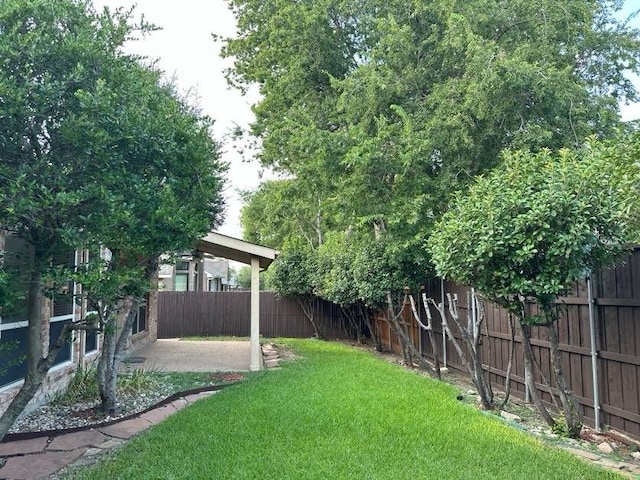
xmin=250 ymin=256 xmax=262 ymax=371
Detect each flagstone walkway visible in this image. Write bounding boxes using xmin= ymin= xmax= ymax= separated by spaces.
xmin=0 ymin=391 xmax=216 ymax=480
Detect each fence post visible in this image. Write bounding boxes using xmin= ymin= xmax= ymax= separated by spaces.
xmin=587 ymin=276 xmax=601 ymax=432
xmin=440 ymin=278 xmax=447 ymax=368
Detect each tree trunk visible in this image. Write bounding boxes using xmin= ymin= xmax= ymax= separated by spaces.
xmin=97 ymin=296 xmax=136 ymax=414
xmin=0 ymin=321 xmax=70 ymax=442
xmin=298 ymin=296 xmax=322 ymax=339
xmin=0 ymin=265 xmax=45 ymax=441
xmin=360 ymin=304 xmax=382 ymax=351
xmin=547 ymin=322 xmax=583 ymax=437
xmin=437 ymin=294 xmax=493 ymax=409
xmin=340 ymin=305 xmax=361 ymax=343
xmin=500 ymin=313 xmax=516 ymax=408
xmin=426 ymin=328 xmax=441 ymax=381
xmin=519 ymin=322 xmax=555 ymax=427
xmin=26 ymin=269 xmax=43 ymax=375
xmin=385 ymin=293 xmax=435 ymax=374
xmin=97 ymin=317 xmax=117 ymax=414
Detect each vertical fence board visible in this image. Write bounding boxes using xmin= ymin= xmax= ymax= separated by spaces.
xmin=158 ymin=291 xmax=351 ymax=340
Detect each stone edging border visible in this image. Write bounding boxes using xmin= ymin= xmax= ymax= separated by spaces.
xmin=0 ymin=383 xmax=234 ymax=444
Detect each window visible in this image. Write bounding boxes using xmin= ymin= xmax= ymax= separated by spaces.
xmin=84 ymin=329 xmax=98 ymax=354
xmin=175 ymin=273 xmax=188 ymax=291
xmin=0 ymin=235 xmax=75 ymax=390
xmin=132 ymin=300 xmax=147 ymax=335
xmin=175 ymin=260 xmax=189 ymax=291
xmin=175 ymin=261 xmax=189 ymax=271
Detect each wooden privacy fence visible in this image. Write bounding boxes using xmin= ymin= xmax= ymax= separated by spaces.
xmin=157 ymin=291 xmax=349 ymax=339
xmin=375 ymin=247 xmax=640 ymax=440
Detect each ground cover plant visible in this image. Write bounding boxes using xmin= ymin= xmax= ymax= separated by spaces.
xmin=51 ymin=365 xmax=232 ymax=408
xmin=66 ymin=340 xmax=620 ymax=479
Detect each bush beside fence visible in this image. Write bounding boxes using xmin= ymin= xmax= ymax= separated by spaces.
xmin=375 ymin=247 xmax=640 ymax=440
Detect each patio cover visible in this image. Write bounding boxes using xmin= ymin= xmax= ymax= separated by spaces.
xmin=196 ymin=232 xmax=278 ymax=371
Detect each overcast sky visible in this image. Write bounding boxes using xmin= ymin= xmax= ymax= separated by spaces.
xmin=93 ymin=0 xmax=640 ymax=239
xmin=93 ymin=0 xmax=263 ymax=238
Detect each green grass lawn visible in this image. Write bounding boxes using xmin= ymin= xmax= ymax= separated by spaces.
xmin=67 ymin=340 xmax=619 ymax=479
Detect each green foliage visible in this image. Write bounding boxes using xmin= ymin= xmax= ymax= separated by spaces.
xmin=231 ymin=0 xmax=640 ymax=301
xmin=268 ymin=240 xmax=319 ymax=298
xmin=70 ymin=340 xmax=618 ymax=479
xmin=551 ymin=417 xmax=573 ymax=437
xmin=427 ymin=137 xmax=639 ymax=317
xmin=235 ymin=266 xmax=269 ymax=290
xmin=52 ymin=365 xmax=100 ymax=406
xmin=117 ymin=368 xmax=160 ymax=397
xmin=0 ymin=0 xmax=227 ymax=428
xmin=241 ymin=179 xmax=330 ymax=249
xmin=316 ymin=233 xmax=360 ymax=306
xmin=52 ymin=364 xmax=166 ymax=406
xmin=235 ymin=266 xmax=252 ymax=290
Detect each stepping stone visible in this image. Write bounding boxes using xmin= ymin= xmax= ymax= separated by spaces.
xmin=99 ymin=438 xmax=125 ymax=450
xmin=98 ymin=417 xmax=152 ymax=439
xmin=565 ymin=447 xmax=601 ymax=462
xmin=48 ymin=429 xmax=109 ymax=451
xmin=0 ymin=448 xmax=87 ymax=480
xmin=170 ymin=398 xmax=188 ymax=410
xmin=0 ymin=436 xmax=48 ymax=456
xmin=140 ymin=404 xmax=179 ymax=424
xmin=184 ymin=392 xmax=216 ymax=403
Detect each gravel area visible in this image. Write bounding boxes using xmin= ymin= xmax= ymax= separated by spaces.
xmin=9 ymin=388 xmax=174 ymax=434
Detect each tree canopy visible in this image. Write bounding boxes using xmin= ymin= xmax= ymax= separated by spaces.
xmin=427 ymin=137 xmax=639 ymax=315
xmin=225 ymin=0 xmax=640 ymax=304
xmin=426 ymin=135 xmax=640 ymax=436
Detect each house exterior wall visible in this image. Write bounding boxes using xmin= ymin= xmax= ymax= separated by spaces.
xmin=0 ymin=235 xmax=93 ymax=417
xmin=127 ymin=274 xmax=158 ymax=351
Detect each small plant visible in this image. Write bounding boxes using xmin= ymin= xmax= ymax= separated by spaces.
xmin=118 ymin=368 xmax=160 ymax=396
xmin=551 ymin=418 xmax=571 ymax=437
xmin=53 ymin=365 xmax=163 ymax=406
xmin=52 ymin=364 xmax=99 ymax=406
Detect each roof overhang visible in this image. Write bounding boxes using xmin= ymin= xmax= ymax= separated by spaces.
xmin=196 ymin=232 xmax=279 ymax=270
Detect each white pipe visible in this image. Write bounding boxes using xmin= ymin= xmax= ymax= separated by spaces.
xmin=441 ymin=278 xmax=447 ymax=368
xmin=471 ymin=287 xmax=477 ymax=339
xmin=588 ymin=276 xmax=601 ymax=432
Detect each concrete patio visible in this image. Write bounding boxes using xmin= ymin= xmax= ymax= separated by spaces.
xmin=124 ymin=339 xmax=257 ymax=372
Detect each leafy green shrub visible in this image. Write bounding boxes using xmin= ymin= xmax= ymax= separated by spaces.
xmin=52 ymin=365 xmax=99 ymax=406
xmin=53 ymin=364 xmax=161 ymax=405
xmin=551 ymin=418 xmax=571 ymax=437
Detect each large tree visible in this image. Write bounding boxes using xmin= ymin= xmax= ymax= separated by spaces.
xmin=0 ymin=0 xmax=140 ymax=439
xmin=74 ymin=64 xmax=226 ymax=414
xmin=228 ymin=0 xmax=640 ymax=301
xmin=0 ymin=0 xmax=226 ymax=437
xmin=427 ymin=137 xmax=639 ymax=437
